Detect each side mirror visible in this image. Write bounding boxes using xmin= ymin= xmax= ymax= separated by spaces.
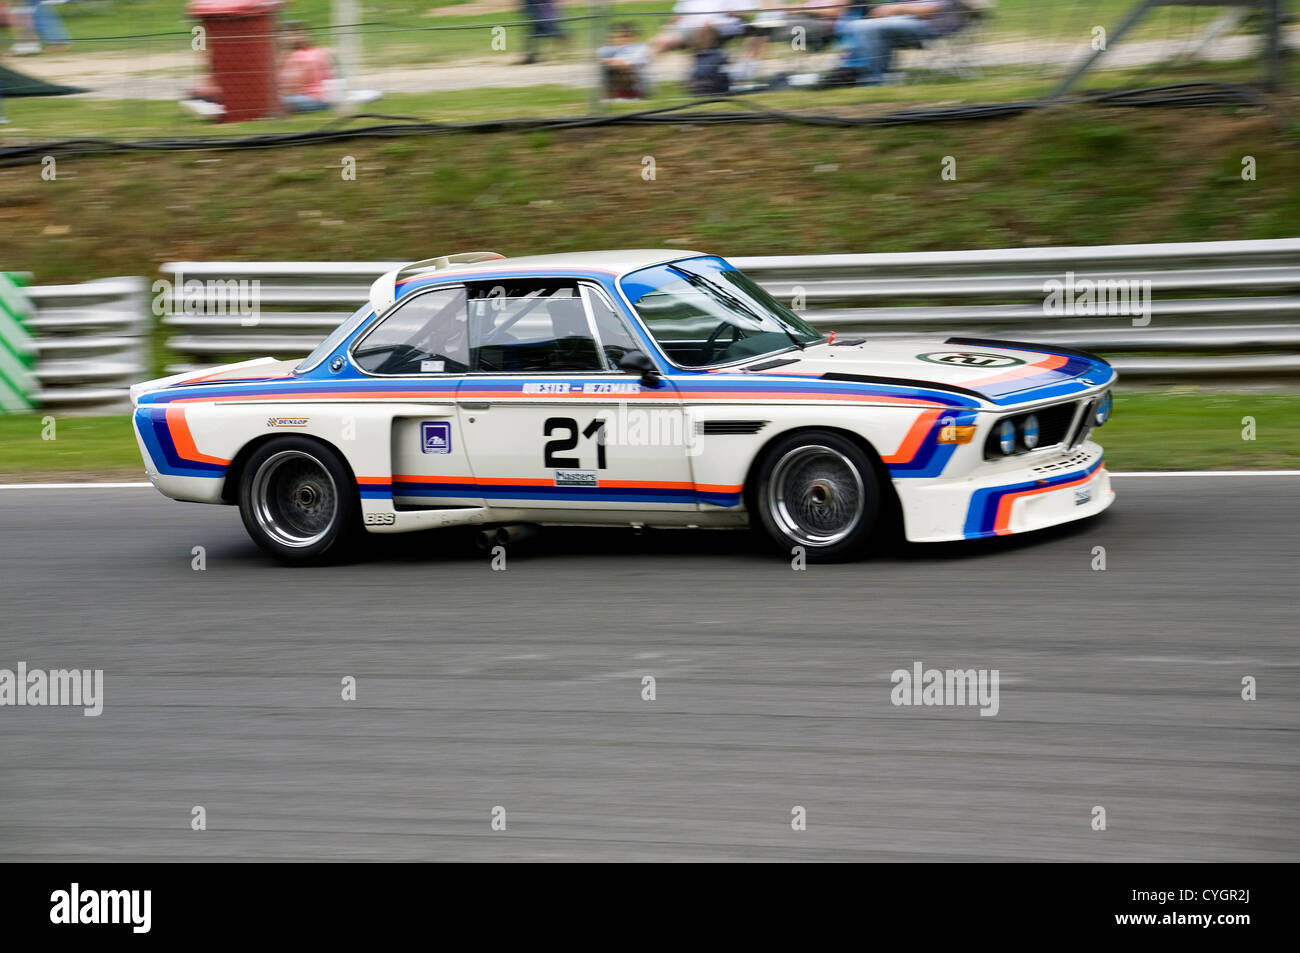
xmin=618 ymin=350 xmax=662 ymax=388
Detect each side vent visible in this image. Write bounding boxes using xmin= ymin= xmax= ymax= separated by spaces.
xmin=697 ymin=420 xmax=769 ymax=436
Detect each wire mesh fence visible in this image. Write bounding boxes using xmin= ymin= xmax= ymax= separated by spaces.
xmin=0 ymin=0 xmax=1289 ymax=142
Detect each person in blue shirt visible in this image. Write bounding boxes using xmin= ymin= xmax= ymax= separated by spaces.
xmin=838 ymin=1 xmax=962 ymax=85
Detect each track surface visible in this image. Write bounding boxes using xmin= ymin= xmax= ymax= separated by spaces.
xmin=0 ymin=477 xmax=1296 ymax=861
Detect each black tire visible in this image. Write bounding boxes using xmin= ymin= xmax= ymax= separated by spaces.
xmin=237 ymin=437 xmax=359 ymax=565
xmin=751 ymin=429 xmax=882 ymax=562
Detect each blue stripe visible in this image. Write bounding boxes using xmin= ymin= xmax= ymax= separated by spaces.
xmin=963 ymin=459 xmax=1103 ymax=538
xmin=134 ymin=407 xmax=226 ymax=479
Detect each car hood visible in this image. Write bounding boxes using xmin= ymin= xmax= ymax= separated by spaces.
xmin=130 ymin=357 xmax=297 ymax=405
xmin=745 ymin=337 xmax=1114 ymax=406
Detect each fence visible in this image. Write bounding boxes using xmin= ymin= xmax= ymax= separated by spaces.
xmin=159 ymin=237 xmax=1300 ymax=381
xmin=0 ymin=1 xmax=1289 ymax=144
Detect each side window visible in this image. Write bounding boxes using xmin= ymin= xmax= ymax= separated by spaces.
xmin=467 ymin=281 xmax=604 ymax=373
xmin=582 ymin=286 xmax=641 ymax=365
xmin=352 ymin=286 xmax=468 ymax=375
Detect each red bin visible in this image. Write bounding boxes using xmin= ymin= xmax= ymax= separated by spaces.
xmin=187 ymin=0 xmax=284 ymax=122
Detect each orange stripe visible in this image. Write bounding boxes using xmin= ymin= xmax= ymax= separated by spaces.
xmin=385 ymin=474 xmax=745 ymax=493
xmin=164 ymin=406 xmax=230 ymax=466
xmin=964 ymin=354 xmax=1068 ymax=389
xmin=880 ymin=409 xmax=942 ymax=464
xmin=993 ymin=470 xmax=1096 ymax=535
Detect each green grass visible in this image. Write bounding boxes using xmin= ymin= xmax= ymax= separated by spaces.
xmin=0 ymin=414 xmax=141 ymax=479
xmin=4 ymin=100 xmax=1297 ymax=295
xmin=1101 ymin=391 xmax=1300 ymax=471
xmin=3 ymin=392 xmax=1297 ymax=480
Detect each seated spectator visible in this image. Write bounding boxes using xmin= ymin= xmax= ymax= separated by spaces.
xmin=597 ymin=22 xmax=654 ymax=100
xmin=649 ymin=0 xmax=756 ymax=57
xmin=280 ymin=23 xmax=334 ymax=114
xmin=836 ymin=1 xmax=963 ymax=86
xmin=778 ymin=0 xmax=850 ymax=53
xmin=687 ymin=22 xmax=730 ymax=96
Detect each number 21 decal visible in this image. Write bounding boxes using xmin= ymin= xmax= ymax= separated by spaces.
xmin=544 ymin=417 xmax=607 ymax=469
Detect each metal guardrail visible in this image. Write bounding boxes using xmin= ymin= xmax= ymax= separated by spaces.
xmin=158 ymin=239 xmax=1300 ymax=380
xmin=27 ymin=277 xmax=150 ymax=412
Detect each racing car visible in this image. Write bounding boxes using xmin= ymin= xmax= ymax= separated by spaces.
xmin=131 ymin=250 xmax=1115 ymax=563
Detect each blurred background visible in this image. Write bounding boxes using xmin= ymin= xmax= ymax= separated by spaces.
xmin=0 ymin=1 xmax=1296 ymax=450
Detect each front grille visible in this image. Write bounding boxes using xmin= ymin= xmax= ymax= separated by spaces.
xmin=1035 ymin=401 xmax=1080 ymax=447
xmin=984 ymin=400 xmax=1081 ymax=459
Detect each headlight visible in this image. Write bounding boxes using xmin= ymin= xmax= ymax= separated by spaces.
xmin=997 ymin=419 xmax=1016 ymax=455
xmin=1021 ymin=414 xmax=1040 ymax=450
xmin=1094 ymin=391 xmax=1113 ymax=426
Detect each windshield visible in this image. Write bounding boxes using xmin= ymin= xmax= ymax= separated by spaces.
xmin=295 ymin=304 xmax=373 ymax=374
xmin=621 ymin=257 xmax=822 ymax=368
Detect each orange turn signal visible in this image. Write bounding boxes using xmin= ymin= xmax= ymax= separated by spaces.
xmin=937 ymin=425 xmax=978 ymax=445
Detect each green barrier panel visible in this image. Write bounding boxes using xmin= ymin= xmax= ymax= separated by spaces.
xmin=0 ymin=272 xmax=39 ymax=412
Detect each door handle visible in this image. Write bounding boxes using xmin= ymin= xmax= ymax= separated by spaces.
xmin=460 ymin=401 xmax=491 ymax=410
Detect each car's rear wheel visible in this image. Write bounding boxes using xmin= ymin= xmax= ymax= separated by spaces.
xmin=238 ymin=437 xmax=358 ymax=564
xmin=752 ymin=430 xmax=882 ymax=561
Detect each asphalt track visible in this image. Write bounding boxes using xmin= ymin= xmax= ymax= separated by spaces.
xmin=0 ymin=476 xmax=1296 ymax=862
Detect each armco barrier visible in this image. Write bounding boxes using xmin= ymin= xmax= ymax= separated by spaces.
xmin=26 ymin=276 xmax=150 ymax=413
xmin=157 ymin=239 xmax=1300 ymax=381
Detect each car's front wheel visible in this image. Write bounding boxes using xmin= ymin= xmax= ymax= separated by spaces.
xmin=752 ymin=430 xmax=882 ymax=561
xmin=238 ymin=437 xmax=358 ymax=564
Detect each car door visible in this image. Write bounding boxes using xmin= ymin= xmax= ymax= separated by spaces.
xmin=456 ymin=278 xmax=699 ymax=513
xmin=349 ymin=283 xmax=482 ymax=508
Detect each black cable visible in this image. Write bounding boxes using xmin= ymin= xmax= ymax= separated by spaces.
xmin=0 ymin=81 xmax=1278 ymax=167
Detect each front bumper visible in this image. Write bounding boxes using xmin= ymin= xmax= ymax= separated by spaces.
xmin=895 ymin=440 xmax=1113 ymax=542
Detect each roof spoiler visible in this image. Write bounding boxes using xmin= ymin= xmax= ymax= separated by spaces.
xmin=368 ymin=252 xmax=505 ymax=314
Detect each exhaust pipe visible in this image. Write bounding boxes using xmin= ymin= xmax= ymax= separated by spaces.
xmin=475 ymin=523 xmax=541 ymax=550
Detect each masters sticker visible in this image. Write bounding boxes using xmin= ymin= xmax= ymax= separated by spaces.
xmin=421 ymin=421 xmax=452 ymax=454
xmin=554 ymin=468 xmax=598 ymax=487
xmin=917 ymin=351 xmax=1025 ymax=368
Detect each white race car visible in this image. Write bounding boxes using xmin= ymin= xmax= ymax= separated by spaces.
xmin=131 ymin=250 xmax=1115 ymax=563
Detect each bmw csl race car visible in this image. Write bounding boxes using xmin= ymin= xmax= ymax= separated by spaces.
xmin=130 ymin=250 xmax=1116 ymax=563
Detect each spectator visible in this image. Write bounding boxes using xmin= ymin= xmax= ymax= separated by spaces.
xmin=7 ymin=0 xmax=70 ymax=55
xmin=687 ymin=22 xmax=730 ymax=96
xmin=518 ymin=0 xmax=564 ymax=65
xmin=649 ymin=0 xmax=756 ymax=57
xmin=280 ymin=23 xmax=334 ymax=114
xmin=597 ymin=22 xmax=653 ymax=100
xmin=836 ymin=1 xmax=962 ymax=85
xmin=778 ymin=0 xmax=850 ymax=53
